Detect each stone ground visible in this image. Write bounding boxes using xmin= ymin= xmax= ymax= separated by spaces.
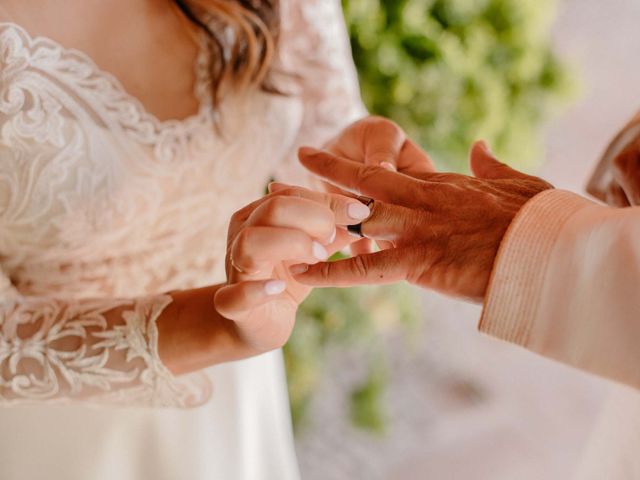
xmin=295 ymin=1 xmax=640 ymax=478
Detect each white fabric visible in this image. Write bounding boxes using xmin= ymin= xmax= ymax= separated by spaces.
xmin=0 ymin=0 xmax=365 ymax=477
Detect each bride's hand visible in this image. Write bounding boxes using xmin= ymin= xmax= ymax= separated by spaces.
xmin=324 ymin=116 xmax=435 ymax=175
xmin=320 ymin=116 xmax=437 ymax=254
xmin=213 ymin=187 xmax=371 ymax=354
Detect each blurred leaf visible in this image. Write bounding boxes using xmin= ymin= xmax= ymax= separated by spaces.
xmin=287 ymin=0 xmax=577 ymax=436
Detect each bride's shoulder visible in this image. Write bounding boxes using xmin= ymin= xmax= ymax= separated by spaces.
xmin=0 ymin=2 xmax=65 ymax=39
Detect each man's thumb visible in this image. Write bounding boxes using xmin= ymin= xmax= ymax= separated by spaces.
xmin=469 ymin=141 xmax=527 ymax=180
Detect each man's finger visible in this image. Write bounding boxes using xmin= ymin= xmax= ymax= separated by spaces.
xmin=397 ymin=139 xmax=436 ymax=175
xmin=350 ymin=238 xmax=374 ymax=255
xmin=359 ymin=201 xmax=439 ymax=243
xmin=298 ymin=147 xmax=424 ymax=204
xmin=469 ymin=141 xmax=530 ymax=180
xmin=291 ymin=248 xmax=413 ymax=287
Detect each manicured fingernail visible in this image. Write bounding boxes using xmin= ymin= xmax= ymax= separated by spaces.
xmin=312 ymin=241 xmax=328 ymax=260
xmin=380 ymin=162 xmax=397 ymax=172
xmin=264 ymin=280 xmax=286 ymax=296
xmin=289 ymin=263 xmax=309 ymax=275
xmin=298 ymin=146 xmax=323 ymax=158
xmin=348 ymin=202 xmax=371 ymax=220
xmin=268 ymin=182 xmax=288 ymax=193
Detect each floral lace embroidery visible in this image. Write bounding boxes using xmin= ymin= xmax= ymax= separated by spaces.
xmin=0 ymin=21 xmax=215 ymax=163
xmin=0 ymin=293 xmax=209 ymax=406
xmin=0 ymin=0 xmax=365 ymax=408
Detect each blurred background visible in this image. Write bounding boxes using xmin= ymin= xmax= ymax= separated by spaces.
xmin=284 ymin=0 xmax=640 ymax=478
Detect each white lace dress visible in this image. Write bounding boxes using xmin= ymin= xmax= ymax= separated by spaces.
xmin=0 ymin=0 xmax=365 ymax=478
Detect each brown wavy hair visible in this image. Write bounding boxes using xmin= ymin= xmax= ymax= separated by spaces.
xmin=173 ymin=0 xmax=280 ymax=105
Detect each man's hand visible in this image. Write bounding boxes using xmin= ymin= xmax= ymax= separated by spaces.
xmin=323 ymin=116 xmax=436 ymax=254
xmin=290 ymin=142 xmax=553 ymax=302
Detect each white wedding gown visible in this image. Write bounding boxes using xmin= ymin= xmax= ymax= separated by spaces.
xmin=0 ymin=0 xmax=364 ymax=478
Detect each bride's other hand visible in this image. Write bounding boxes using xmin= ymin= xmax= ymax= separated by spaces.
xmin=319 ymin=116 xmax=437 ymax=255
xmin=291 ymin=142 xmax=552 ymax=302
xmin=324 ymin=115 xmax=436 ymax=175
xmin=213 ymin=187 xmax=371 ymax=354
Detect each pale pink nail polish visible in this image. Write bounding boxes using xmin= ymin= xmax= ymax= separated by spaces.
xmin=380 ymin=162 xmax=397 ymax=172
xmin=348 ymin=202 xmax=370 ymax=220
xmin=312 ymin=241 xmax=328 ymax=260
xmin=264 ymin=280 xmax=286 ymax=295
xmin=289 ymin=264 xmax=309 ymax=275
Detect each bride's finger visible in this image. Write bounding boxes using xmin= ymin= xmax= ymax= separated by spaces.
xmin=246 ymin=195 xmax=361 ymax=244
xmin=267 ymin=183 xmax=371 ymax=226
xmin=230 ymin=226 xmax=329 ymax=282
xmin=214 ymin=279 xmax=287 ymax=323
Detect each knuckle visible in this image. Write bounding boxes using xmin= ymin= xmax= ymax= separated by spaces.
xmin=261 ymin=196 xmax=288 ymax=222
xmin=316 ymin=261 xmax=334 ymax=281
xmin=232 ymin=228 xmax=258 ymax=267
xmin=317 ymin=207 xmax=335 ymax=235
xmin=349 ymin=254 xmax=371 ymax=277
xmin=320 ymin=154 xmax=338 ymax=171
xmin=289 ymin=231 xmax=313 ymax=256
xmin=356 ymin=164 xmax=382 ymax=184
xmin=234 ymin=227 xmax=254 ymax=251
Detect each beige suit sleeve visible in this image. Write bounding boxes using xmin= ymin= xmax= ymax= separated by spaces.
xmin=480 ymin=189 xmax=640 ymax=389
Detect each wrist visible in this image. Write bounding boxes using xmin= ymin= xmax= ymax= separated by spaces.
xmin=157 ymin=285 xmax=253 ymax=375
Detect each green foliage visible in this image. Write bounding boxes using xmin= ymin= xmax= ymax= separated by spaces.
xmin=343 ymin=0 xmax=576 ymax=172
xmin=284 ymin=263 xmax=419 ymax=433
xmin=285 ymin=0 xmax=575 ymax=435
xmin=349 ymin=361 xmax=388 ymax=433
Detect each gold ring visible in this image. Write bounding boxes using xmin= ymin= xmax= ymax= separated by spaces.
xmin=229 ymin=254 xmax=246 ymax=274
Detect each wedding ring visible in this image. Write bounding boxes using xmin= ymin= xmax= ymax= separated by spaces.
xmin=347 ymin=196 xmax=374 ymax=238
xmin=356 ymin=195 xmax=375 ymax=208
xmin=347 ymin=223 xmax=364 ymax=237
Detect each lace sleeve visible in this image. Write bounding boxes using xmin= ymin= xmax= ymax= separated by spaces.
xmin=272 ymin=0 xmax=367 ymax=186
xmin=0 ymin=280 xmax=209 ymax=407
xmin=0 ymin=26 xmax=212 ymax=408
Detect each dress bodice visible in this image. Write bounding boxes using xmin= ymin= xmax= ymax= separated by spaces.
xmin=0 ymin=21 xmax=302 ymax=299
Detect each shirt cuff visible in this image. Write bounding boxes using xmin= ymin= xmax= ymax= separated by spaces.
xmin=478 ymin=189 xmax=596 ymax=346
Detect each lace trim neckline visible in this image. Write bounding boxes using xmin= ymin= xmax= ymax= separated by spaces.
xmin=0 ymin=21 xmax=215 ymax=159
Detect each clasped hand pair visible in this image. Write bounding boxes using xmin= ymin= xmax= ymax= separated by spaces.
xmin=214 ymin=116 xmax=551 ymax=357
